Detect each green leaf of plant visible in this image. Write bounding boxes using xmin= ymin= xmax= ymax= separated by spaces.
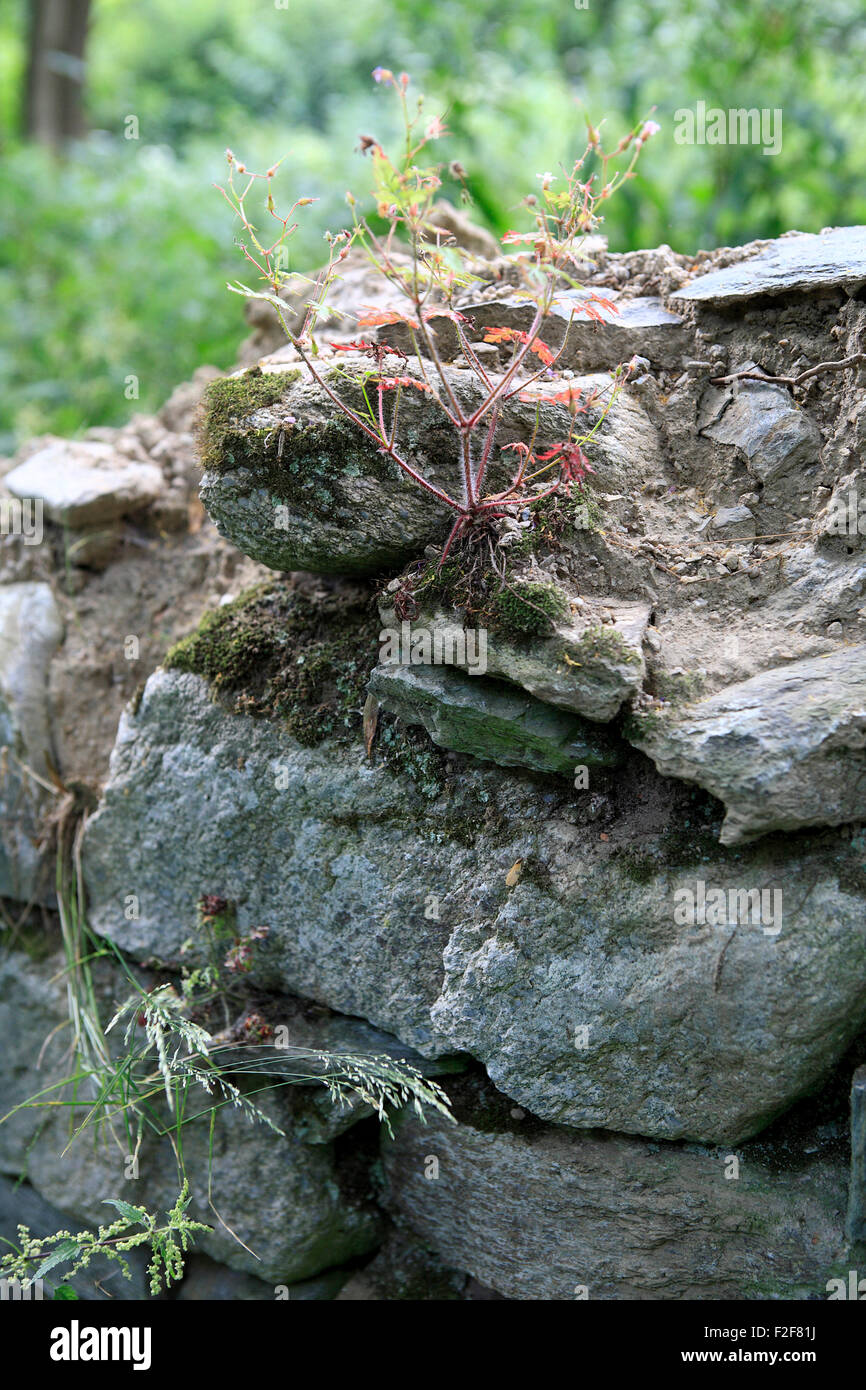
xmin=102 ymin=1198 xmax=148 ymax=1226
xmin=53 ymin=1284 xmax=80 ymax=1300
xmin=34 ymin=1239 xmax=81 ymax=1281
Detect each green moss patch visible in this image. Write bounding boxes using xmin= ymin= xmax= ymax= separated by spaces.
xmin=165 ymin=580 xmax=380 ymax=747
xmin=198 ymin=364 xmax=399 ymax=512
xmin=488 ymin=581 xmax=569 ymax=639
xmin=393 ymin=553 xmax=571 ymax=643
xmin=198 ymin=368 xmax=297 ymax=473
xmin=378 ymin=721 xmax=451 ymax=800
xmin=651 ymin=668 xmax=707 ymax=703
xmin=269 ymin=415 xmax=387 ymax=513
xmin=571 ymin=624 xmax=642 ymax=668
xmin=509 ymin=488 xmax=602 ymax=558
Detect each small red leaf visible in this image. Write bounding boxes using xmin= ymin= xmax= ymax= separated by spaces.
xmin=356 ymin=305 xmax=417 ymax=328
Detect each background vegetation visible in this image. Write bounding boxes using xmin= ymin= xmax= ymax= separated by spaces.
xmin=1 ymin=0 xmax=865 ymax=450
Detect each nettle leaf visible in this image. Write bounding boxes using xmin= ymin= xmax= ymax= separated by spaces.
xmin=34 ymin=1239 xmax=81 ymax=1281
xmin=103 ymin=1198 xmax=149 ymax=1226
xmin=53 ymin=1285 xmax=80 ymax=1301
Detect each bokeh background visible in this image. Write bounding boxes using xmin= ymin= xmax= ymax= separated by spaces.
xmin=1 ymin=0 xmax=864 ymax=451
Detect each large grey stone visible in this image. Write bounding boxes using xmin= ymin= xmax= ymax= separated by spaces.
xmin=700 ymin=372 xmax=822 ymax=522
xmin=380 ymin=1084 xmax=847 ymax=1300
xmin=671 ymin=225 xmax=866 ymax=303
xmin=5 ymin=440 xmax=163 ymax=527
xmin=199 ymin=360 xmax=661 ymax=576
xmin=0 ymin=582 xmax=64 ymax=901
xmin=82 ymin=670 xmax=866 ymax=1143
xmin=709 ymin=504 xmax=756 ymax=539
xmin=368 ymin=662 xmax=623 ymax=774
xmin=629 ymin=646 xmax=866 ymax=844
xmin=199 ymin=361 xmax=514 ymax=576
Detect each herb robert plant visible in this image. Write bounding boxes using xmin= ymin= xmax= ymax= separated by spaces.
xmin=218 ymin=70 xmax=659 ymax=567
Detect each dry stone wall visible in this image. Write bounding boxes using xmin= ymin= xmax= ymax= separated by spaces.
xmin=1 ymin=223 xmax=866 ymax=1299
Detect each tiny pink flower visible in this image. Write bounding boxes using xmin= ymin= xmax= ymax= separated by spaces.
xmin=637 ymin=120 xmax=661 ymax=146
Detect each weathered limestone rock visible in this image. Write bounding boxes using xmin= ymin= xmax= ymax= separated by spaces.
xmin=671 ymin=225 xmax=866 ymax=303
xmin=4 ymin=439 xmax=163 ymax=527
xmin=0 ymin=582 xmax=63 ymax=901
xmin=817 ymin=464 xmax=866 ymax=552
xmin=368 ymin=663 xmax=624 ymax=774
xmin=83 ymin=671 xmax=458 ymax=1054
xmin=385 ymin=292 xmax=687 ymax=372
xmin=708 ymin=503 xmax=757 ymax=540
xmin=695 ymin=371 xmax=823 ymax=534
xmin=198 ymin=360 xmax=662 ymax=576
xmin=82 ymin=670 xmax=866 ymax=1143
xmin=198 ymin=360 xmax=515 ymax=575
xmin=377 ymin=599 xmax=650 ymax=722
xmin=629 ymin=646 xmax=866 ymax=844
xmin=380 ymin=1080 xmax=847 ymax=1300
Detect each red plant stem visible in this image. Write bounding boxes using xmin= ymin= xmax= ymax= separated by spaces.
xmin=503 ymin=313 xmax=576 ymax=399
xmin=287 ymin=331 xmax=462 ymax=511
xmin=405 ymin=329 xmax=460 ymax=424
xmin=438 ymin=515 xmax=467 ymax=566
xmin=454 ymin=322 xmax=493 ymax=391
xmin=409 ymin=234 xmax=467 ymax=427
xmin=466 ymin=303 xmax=546 ymax=430
xmin=388 ymin=387 xmax=400 ymax=450
xmin=473 ymin=405 xmax=500 ymax=498
xmin=377 ymin=379 xmax=388 ymax=440
xmin=416 ymin=308 xmax=466 ymax=426
xmin=461 ymin=430 xmax=475 ymax=507
xmin=240 ymin=246 xmax=270 ymax=280
xmin=476 ymin=478 xmax=561 ymax=510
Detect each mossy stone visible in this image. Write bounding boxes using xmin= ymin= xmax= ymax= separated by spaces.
xmin=165 ymin=581 xmax=380 ymax=747
xmin=487 ymin=581 xmax=569 ymax=639
xmin=198 ymin=369 xmax=298 ymax=475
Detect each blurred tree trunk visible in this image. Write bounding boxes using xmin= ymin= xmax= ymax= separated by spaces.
xmin=23 ymin=0 xmax=91 ymax=146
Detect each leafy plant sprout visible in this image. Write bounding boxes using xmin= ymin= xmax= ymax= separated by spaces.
xmin=218 ymin=69 xmax=658 ymax=569
xmin=0 ymin=828 xmax=454 ymax=1295
xmin=1 ymin=1182 xmax=209 ymax=1298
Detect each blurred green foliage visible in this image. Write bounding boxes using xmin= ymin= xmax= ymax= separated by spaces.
xmin=1 ymin=0 xmax=865 ymax=448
